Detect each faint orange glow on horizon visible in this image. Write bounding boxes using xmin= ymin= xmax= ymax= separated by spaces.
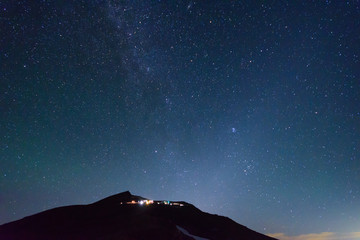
xmin=268 ymin=232 xmax=360 ymax=240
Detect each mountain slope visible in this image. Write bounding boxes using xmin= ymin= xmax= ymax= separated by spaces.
xmin=0 ymin=191 xmax=277 ymax=240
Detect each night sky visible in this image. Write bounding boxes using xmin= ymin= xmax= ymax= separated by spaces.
xmin=1 ymin=0 xmax=360 ymax=239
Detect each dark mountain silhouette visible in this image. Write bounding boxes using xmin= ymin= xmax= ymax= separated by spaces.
xmin=0 ymin=191 xmax=277 ymax=240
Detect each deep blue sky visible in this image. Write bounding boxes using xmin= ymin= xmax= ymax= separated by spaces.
xmin=1 ymin=0 xmax=359 ymax=238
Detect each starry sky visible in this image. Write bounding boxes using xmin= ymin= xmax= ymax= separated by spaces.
xmin=1 ymin=0 xmax=360 ymax=238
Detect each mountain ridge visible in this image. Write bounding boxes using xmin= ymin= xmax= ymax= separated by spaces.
xmin=0 ymin=191 xmax=277 ymax=240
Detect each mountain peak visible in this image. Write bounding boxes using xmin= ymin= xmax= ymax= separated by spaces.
xmin=0 ymin=192 xmax=277 ymax=240
xmin=92 ymin=190 xmax=142 ymax=206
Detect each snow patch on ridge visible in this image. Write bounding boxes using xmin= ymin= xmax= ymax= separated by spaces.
xmin=176 ymin=226 xmax=209 ymax=240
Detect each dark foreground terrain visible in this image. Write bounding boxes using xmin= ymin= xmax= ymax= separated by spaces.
xmin=0 ymin=191 xmax=277 ymax=240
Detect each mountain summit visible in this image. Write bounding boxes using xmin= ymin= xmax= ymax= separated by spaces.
xmin=0 ymin=191 xmax=277 ymax=240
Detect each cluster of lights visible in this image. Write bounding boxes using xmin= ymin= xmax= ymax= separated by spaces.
xmin=120 ymin=200 xmax=184 ymax=207
xmin=139 ymin=200 xmax=154 ymax=205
